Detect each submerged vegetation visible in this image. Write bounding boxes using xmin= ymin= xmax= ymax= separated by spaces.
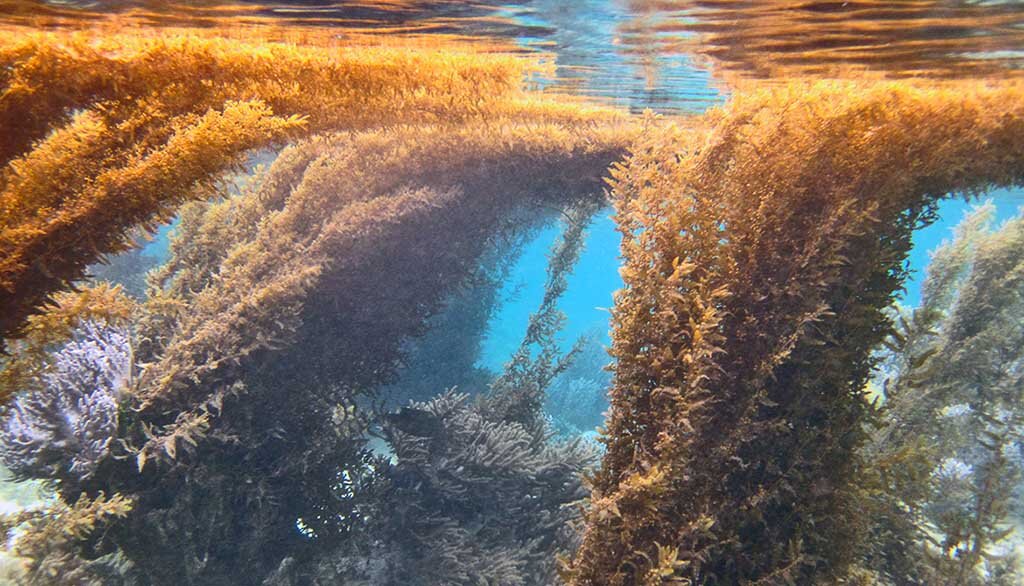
xmin=861 ymin=203 xmax=1024 ymax=585
xmin=0 ymin=17 xmax=1023 ymax=586
xmin=566 ymin=82 xmax=1024 ymax=585
xmin=0 ymin=28 xmax=617 ymax=346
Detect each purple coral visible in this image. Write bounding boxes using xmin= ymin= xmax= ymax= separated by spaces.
xmin=0 ymin=321 xmax=131 ymax=481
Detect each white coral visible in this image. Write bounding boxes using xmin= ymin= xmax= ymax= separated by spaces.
xmin=0 ymin=322 xmax=131 ymax=481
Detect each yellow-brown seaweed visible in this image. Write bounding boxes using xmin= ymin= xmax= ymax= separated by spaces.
xmin=566 ymin=80 xmax=1024 ymax=585
xmin=0 ymin=28 xmax=617 ymax=347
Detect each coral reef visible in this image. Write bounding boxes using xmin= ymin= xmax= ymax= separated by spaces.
xmin=0 ymin=321 xmax=131 ymax=485
xmin=567 ymin=81 xmax=1024 ymax=585
xmin=315 ymin=390 xmax=597 ymax=585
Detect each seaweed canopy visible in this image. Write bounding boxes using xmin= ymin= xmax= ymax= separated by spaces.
xmin=0 ymin=27 xmax=615 ymax=350
xmin=89 ymin=119 xmax=633 ymax=584
xmin=566 ymin=81 xmax=1024 ymax=585
xmin=0 ymin=23 xmax=636 ymax=584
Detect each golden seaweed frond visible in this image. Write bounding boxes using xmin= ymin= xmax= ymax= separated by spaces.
xmin=1 ymin=491 xmax=133 ymax=585
xmin=0 ymin=27 xmax=626 ymax=350
xmin=568 ymin=79 xmax=1024 ymax=585
xmin=0 ymin=96 xmax=304 ymax=346
xmin=131 ymin=119 xmax=635 ymax=437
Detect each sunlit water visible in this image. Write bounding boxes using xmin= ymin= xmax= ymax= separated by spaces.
xmin=4 ymin=0 xmax=1024 ymax=581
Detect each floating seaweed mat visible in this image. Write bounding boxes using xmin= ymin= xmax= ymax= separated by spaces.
xmin=0 ymin=0 xmax=544 ymax=56
xmin=565 ymin=80 xmax=1024 ymax=585
xmin=0 ymin=26 xmax=622 ymax=356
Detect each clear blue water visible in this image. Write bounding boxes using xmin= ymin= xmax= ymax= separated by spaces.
xmin=905 ymin=188 xmax=1024 ymax=305
xmin=479 ymin=211 xmax=622 ymax=372
xmin=478 ymin=192 xmax=1024 ymax=373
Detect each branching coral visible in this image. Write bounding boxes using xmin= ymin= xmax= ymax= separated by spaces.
xmin=315 ymin=389 xmax=597 ymax=585
xmin=0 ymin=321 xmax=131 ymax=485
xmin=0 ymin=283 xmax=135 ymax=406
xmin=566 ymin=81 xmax=1024 ymax=585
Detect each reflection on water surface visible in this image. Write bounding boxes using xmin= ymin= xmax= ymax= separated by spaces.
xmin=8 ymin=0 xmax=1024 ymax=112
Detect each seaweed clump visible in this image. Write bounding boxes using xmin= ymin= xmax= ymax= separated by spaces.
xmin=0 ymin=26 xmax=632 ymax=584
xmin=566 ymin=82 xmax=1024 ymax=585
xmin=0 ymin=28 xmax=605 ymax=349
xmin=49 ymin=120 xmax=629 ymax=585
xmin=0 ymin=285 xmax=138 ymax=584
xmin=0 ymin=283 xmax=135 ymax=405
xmin=0 ymin=492 xmax=134 ymax=585
xmin=858 ymin=203 xmax=1024 ymax=585
xmin=299 ymin=198 xmax=602 ymax=585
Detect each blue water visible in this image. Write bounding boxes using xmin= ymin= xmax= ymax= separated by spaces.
xmin=904 ymin=188 xmax=1024 ymax=305
xmin=479 ymin=188 xmax=1024 ymax=373
xmin=479 ymin=211 xmax=622 ymax=372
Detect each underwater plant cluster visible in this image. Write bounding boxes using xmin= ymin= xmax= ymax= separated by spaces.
xmin=0 ymin=16 xmax=1023 ymax=586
